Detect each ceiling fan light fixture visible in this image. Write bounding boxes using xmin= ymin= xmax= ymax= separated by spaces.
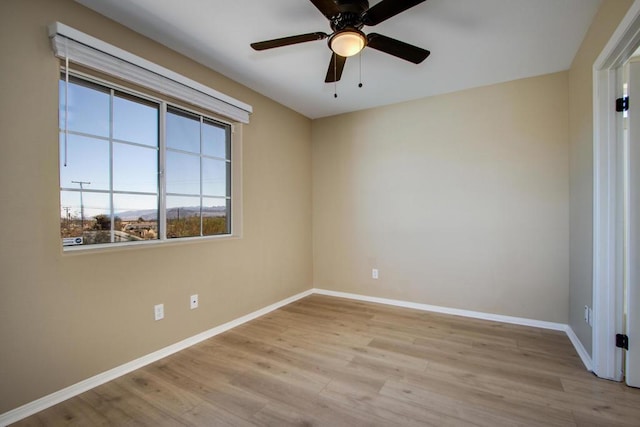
xmin=330 ymin=29 xmax=366 ymax=57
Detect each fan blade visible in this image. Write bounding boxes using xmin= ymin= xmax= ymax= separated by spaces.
xmin=251 ymin=32 xmax=328 ymax=51
xmin=309 ymin=0 xmax=340 ymax=19
xmin=362 ymin=0 xmax=426 ymax=26
xmin=325 ymin=53 xmax=347 ymax=83
xmin=367 ymin=33 xmax=430 ymax=64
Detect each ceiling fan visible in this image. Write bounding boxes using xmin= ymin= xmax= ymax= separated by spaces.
xmin=250 ymin=0 xmax=430 ymax=83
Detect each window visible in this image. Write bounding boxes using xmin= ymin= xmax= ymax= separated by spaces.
xmin=59 ymin=75 xmax=232 ymax=248
xmin=165 ymin=108 xmax=231 ymax=238
xmin=51 ymin=23 xmax=248 ymax=250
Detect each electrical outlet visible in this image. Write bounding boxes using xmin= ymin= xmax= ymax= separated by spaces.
xmin=588 ymin=307 xmax=593 ymax=327
xmin=190 ymin=294 xmax=198 ymax=310
xmin=372 ymin=268 xmax=379 ymax=279
xmin=154 ymin=304 xmax=164 ymax=321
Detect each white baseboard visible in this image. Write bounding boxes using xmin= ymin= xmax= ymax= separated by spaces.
xmin=1 ymin=287 xmax=594 ymax=425
xmin=312 ymin=288 xmax=567 ymax=331
xmin=0 ymin=289 xmax=313 ymax=427
xmin=565 ymin=325 xmax=594 ymax=371
xmin=312 ymin=288 xmax=593 ymax=371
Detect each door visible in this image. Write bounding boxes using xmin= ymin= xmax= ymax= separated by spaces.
xmin=626 ymin=59 xmax=640 ymax=387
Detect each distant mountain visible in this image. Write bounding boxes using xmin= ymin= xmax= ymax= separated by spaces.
xmin=116 ymin=209 xmax=157 ymax=221
xmin=116 ymin=206 xmax=226 ymax=221
xmin=166 ymin=206 xmax=227 ymax=220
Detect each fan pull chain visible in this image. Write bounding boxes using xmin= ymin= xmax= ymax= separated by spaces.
xmin=334 ymin=53 xmax=338 ymax=98
xmin=358 ymin=51 xmax=363 ymax=88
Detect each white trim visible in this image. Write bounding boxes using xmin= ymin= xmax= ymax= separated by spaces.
xmin=566 ymin=326 xmax=594 ymax=371
xmin=48 ymin=22 xmax=252 ymax=124
xmin=592 ymin=0 xmax=640 ymax=381
xmin=312 ymin=289 xmax=567 ymax=331
xmin=0 ymin=289 xmax=313 ymax=427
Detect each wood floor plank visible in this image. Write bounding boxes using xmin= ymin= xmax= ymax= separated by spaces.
xmin=12 ymin=294 xmax=640 ymax=426
xmin=346 ymin=354 xmax=425 ymax=380
xmin=148 ymin=361 xmax=268 ymax=421
xmin=179 ymin=401 xmax=255 ymax=427
xmin=213 ymin=332 xmax=332 ymax=393
xmin=80 ymin=381 xmax=186 ymax=426
xmin=380 ymin=378 xmax=557 ymax=427
xmin=402 ymin=373 xmax=576 ymax=425
xmin=423 ymin=360 xmax=597 ymax=412
xmin=320 ymin=386 xmax=476 ymax=427
xmin=348 ymin=343 xmax=429 ymax=371
xmin=369 ymin=335 xmax=565 ymax=391
xmin=112 ymin=370 xmax=201 ymax=419
xmin=415 ymin=335 xmax=587 ymax=378
xmin=232 ymin=370 xmax=386 ymax=426
xmin=249 ymin=403 xmax=314 ymax=427
xmin=404 ymin=364 xmax=581 ymax=425
xmin=16 ymin=395 xmax=110 ymax=427
xmin=561 ymin=376 xmax=640 ymax=408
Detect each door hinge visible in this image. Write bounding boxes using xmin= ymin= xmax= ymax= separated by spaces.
xmin=616 ymin=96 xmax=629 ymax=112
xmin=616 ymin=334 xmax=629 ymax=350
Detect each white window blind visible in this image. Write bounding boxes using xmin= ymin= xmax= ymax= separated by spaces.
xmin=49 ymin=22 xmax=252 ymax=124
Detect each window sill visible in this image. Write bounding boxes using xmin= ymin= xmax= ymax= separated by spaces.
xmin=61 ymin=233 xmax=241 ymax=256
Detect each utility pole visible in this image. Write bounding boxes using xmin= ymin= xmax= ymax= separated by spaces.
xmin=62 ymin=206 xmax=71 ymax=228
xmin=72 ymin=180 xmax=91 ymax=230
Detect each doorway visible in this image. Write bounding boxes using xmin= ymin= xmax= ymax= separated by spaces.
xmin=593 ymin=0 xmax=640 ymax=385
xmin=626 ymin=56 xmax=640 ymax=386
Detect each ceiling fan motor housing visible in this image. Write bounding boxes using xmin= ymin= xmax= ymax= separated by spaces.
xmin=333 ymin=0 xmax=369 ymax=17
xmin=330 ymin=0 xmax=369 ymax=31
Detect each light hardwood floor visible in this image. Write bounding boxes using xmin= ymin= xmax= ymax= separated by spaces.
xmin=14 ymin=295 xmax=640 ymax=426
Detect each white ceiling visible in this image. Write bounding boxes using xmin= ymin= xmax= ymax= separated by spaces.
xmin=75 ymin=0 xmax=601 ymax=119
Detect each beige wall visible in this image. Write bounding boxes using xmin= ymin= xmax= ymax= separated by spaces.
xmin=0 ymin=0 xmax=312 ymax=413
xmin=313 ymin=72 xmax=570 ymax=323
xmin=568 ymin=0 xmax=633 ymax=357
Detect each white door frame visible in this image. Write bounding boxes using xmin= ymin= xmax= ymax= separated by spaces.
xmin=593 ymin=0 xmax=640 ymax=381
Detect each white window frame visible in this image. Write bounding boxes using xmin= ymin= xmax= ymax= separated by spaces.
xmin=51 ymin=23 xmax=247 ymax=251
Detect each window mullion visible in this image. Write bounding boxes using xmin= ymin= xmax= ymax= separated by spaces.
xmin=109 ymin=89 xmax=115 ymax=244
xmin=159 ymin=101 xmax=167 ymax=241
xmin=227 ymin=127 xmax=232 ymax=234
xmin=200 ymin=116 xmax=204 ymax=237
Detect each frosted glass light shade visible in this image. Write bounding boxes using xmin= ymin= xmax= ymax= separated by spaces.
xmin=330 ymin=30 xmax=366 ymax=57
